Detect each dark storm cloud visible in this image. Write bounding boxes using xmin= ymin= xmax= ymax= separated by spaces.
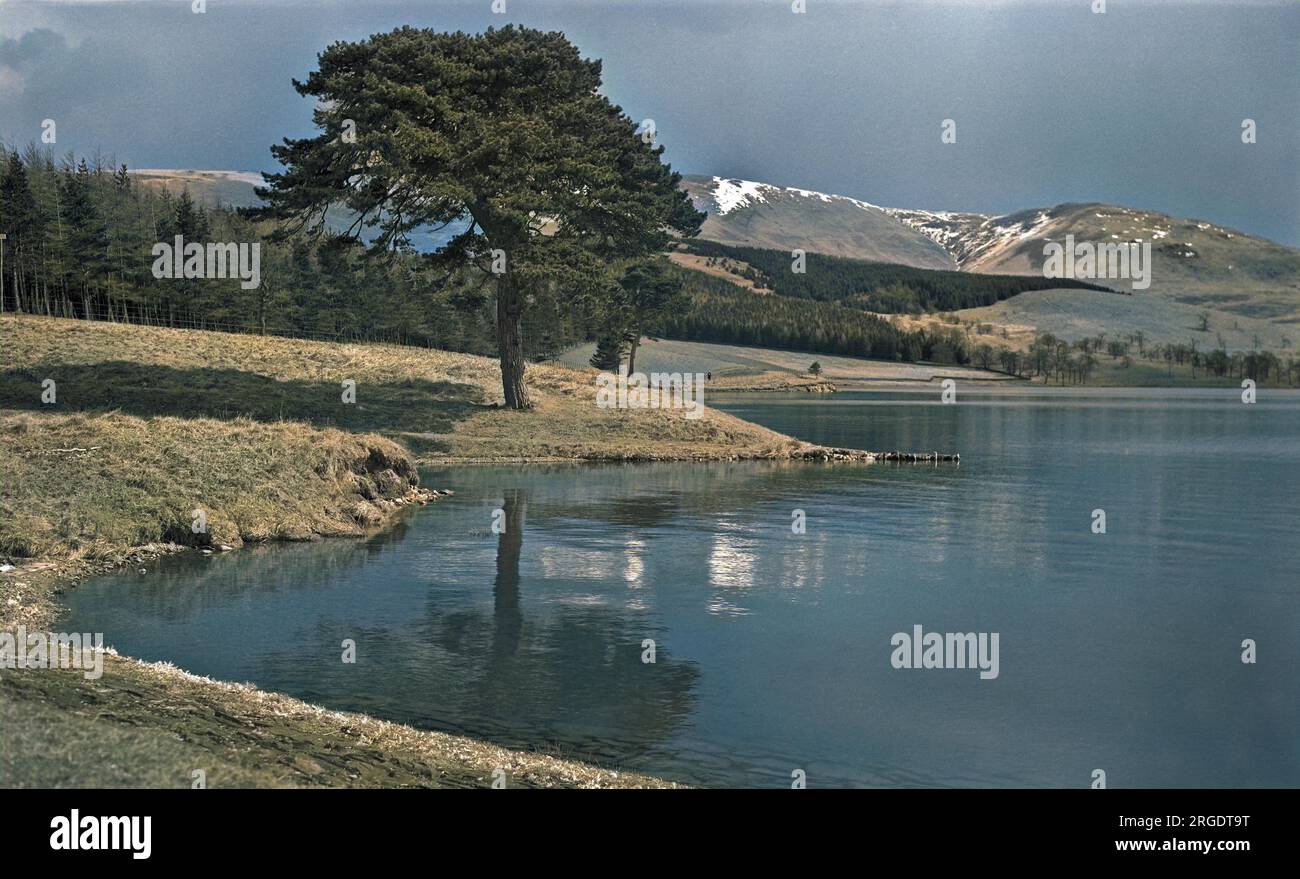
xmin=0 ymin=26 xmax=65 ymax=67
xmin=1 ymin=0 xmax=1296 ymax=244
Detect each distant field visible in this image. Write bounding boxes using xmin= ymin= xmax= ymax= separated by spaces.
xmin=665 ymin=251 xmax=773 ymax=294
xmin=127 ymin=169 xmax=384 ymax=242
xmin=130 ymin=169 xmax=265 ymax=208
xmin=558 ymin=338 xmax=1012 ymax=387
xmin=956 ymin=288 xmax=1294 ymax=353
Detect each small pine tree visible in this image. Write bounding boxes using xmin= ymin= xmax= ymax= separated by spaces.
xmin=590 ymin=335 xmax=625 ymax=371
xmin=175 ymin=189 xmax=201 ymax=239
xmin=808 ymin=361 xmax=822 ymax=376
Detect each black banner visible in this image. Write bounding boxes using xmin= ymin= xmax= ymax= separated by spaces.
xmin=9 ymin=788 xmax=1285 ymax=865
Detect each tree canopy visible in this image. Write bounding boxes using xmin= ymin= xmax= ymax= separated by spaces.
xmin=256 ymin=25 xmax=703 ymax=407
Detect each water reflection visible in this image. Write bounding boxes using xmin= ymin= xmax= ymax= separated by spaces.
xmin=492 ymin=488 xmax=526 ymax=661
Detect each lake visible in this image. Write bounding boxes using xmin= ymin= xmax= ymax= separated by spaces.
xmin=61 ymin=387 xmax=1300 ymax=787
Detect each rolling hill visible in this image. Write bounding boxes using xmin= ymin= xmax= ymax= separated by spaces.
xmin=127 ymin=169 xmax=456 ymax=248
xmin=888 ymin=202 xmax=1300 ymax=323
xmin=684 ymin=175 xmax=1300 ymax=328
xmin=129 ymin=169 xmax=265 ymax=209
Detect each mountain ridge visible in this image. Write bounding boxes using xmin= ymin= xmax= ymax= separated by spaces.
xmin=681 ymin=174 xmax=1300 ymax=324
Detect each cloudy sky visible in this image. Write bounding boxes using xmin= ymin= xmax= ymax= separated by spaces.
xmin=2 ymin=0 xmax=1297 ymax=244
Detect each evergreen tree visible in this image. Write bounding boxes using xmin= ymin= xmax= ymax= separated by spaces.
xmin=609 ymin=260 xmax=684 ymax=374
xmin=0 ymin=151 xmax=43 ymax=312
xmin=254 ymin=25 xmax=703 ymax=408
xmin=174 ymin=189 xmax=202 ymax=240
xmin=61 ymin=159 xmax=110 ymax=315
xmin=589 ymin=335 xmax=625 ymax=371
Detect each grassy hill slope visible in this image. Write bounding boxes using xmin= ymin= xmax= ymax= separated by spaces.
xmin=559 ymin=337 xmax=1011 ymax=389
xmin=892 ymin=202 xmax=1300 ymax=323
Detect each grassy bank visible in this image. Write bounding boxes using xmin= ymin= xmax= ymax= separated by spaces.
xmin=0 ymin=410 xmax=434 ymax=633
xmin=0 ymin=412 xmax=426 ymax=563
xmin=558 ymin=336 xmax=1013 ymax=390
xmin=0 ymin=315 xmax=807 ymax=463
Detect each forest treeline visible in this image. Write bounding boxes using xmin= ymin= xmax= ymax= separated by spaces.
xmin=654 ymin=266 xmax=972 ymax=363
xmin=681 ymin=239 xmax=1109 ymax=312
xmin=0 ymin=146 xmax=587 ymax=359
xmin=1012 ymin=326 xmax=1298 ymax=385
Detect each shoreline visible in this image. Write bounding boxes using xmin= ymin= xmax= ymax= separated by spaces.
xmin=2 ymin=648 xmax=684 ymax=790
xmin=0 ymin=315 xmax=958 ymax=789
xmin=1 ymin=498 xmax=684 ymax=789
xmin=3 ymin=443 xmax=955 ymax=789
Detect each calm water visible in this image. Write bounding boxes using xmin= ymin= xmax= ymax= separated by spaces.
xmin=62 ymin=388 xmax=1300 ymax=787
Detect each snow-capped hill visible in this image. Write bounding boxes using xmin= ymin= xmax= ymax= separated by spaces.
xmin=680 ymin=175 xmax=954 ymax=269
xmin=680 ymin=174 xmax=1300 ymax=321
xmin=892 ymin=201 xmax=1300 ymax=320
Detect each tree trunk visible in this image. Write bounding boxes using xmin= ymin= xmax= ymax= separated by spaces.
xmin=496 ymin=276 xmax=531 ymax=409
xmin=627 ymin=334 xmax=640 ymax=375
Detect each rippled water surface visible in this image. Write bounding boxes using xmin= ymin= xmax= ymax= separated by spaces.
xmin=62 ymin=388 xmax=1300 ymax=787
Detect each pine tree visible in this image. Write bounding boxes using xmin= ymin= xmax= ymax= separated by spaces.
xmin=61 ymin=160 xmax=110 ymax=316
xmin=0 ymin=151 xmax=43 ymax=312
xmin=589 ymin=335 xmax=625 ymax=371
xmin=609 ymin=260 xmax=684 ymax=374
xmin=175 ymin=189 xmax=201 ymax=239
xmin=255 ymin=25 xmax=703 ymax=408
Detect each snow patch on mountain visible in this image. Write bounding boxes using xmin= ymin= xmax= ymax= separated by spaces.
xmin=705 ymin=176 xmax=887 ymax=216
xmin=711 ymin=178 xmax=772 ymax=214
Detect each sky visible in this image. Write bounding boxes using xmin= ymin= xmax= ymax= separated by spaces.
xmin=1 ymin=0 xmax=1297 ymax=244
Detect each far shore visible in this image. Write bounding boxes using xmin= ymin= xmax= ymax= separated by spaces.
xmin=560 ymin=336 xmax=1297 ymax=392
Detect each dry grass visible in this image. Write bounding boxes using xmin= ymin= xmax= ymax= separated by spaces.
xmin=422 ymin=365 xmax=805 ymax=461
xmin=665 ymin=251 xmax=774 ymax=294
xmin=708 ymin=370 xmax=835 ymax=392
xmin=0 ymin=411 xmax=425 ymax=563
xmin=0 ymin=314 xmax=806 ymax=462
xmin=561 ymin=336 xmax=1014 ymax=388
